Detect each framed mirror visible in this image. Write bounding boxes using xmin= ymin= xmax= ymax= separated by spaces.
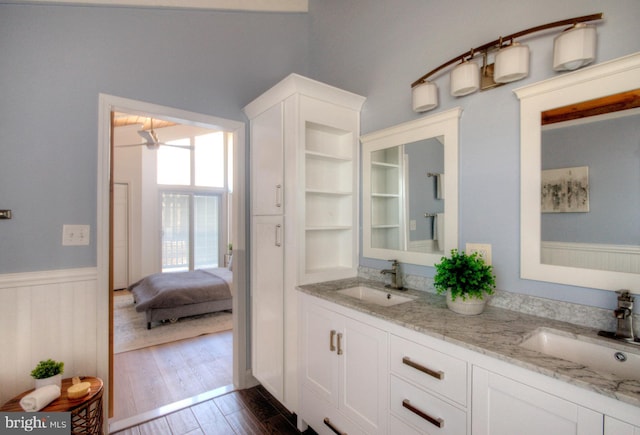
xmin=361 ymin=107 xmax=461 ymax=266
xmin=515 ymin=52 xmax=640 ymax=291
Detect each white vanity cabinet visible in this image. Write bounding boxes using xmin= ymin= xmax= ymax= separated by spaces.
xmin=299 ymin=290 xmax=640 ymax=435
xmin=472 ymin=366 xmax=602 ymax=435
xmin=245 ymin=74 xmax=365 ymax=413
xmin=300 ymin=294 xmax=388 ymax=435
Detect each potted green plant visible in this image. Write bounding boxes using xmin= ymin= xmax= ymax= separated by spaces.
xmin=31 ymin=359 xmax=64 ymax=389
xmin=433 ymin=249 xmax=496 ymax=315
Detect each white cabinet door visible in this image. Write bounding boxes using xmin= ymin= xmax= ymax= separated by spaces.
xmin=605 ymin=416 xmax=640 ymax=435
xmin=299 ymin=296 xmax=388 ymax=434
xmin=472 ymin=366 xmax=602 ymax=435
xmin=251 ymin=215 xmax=284 ymax=400
xmin=340 ymin=315 xmax=388 ymax=434
xmin=251 ymin=103 xmax=284 ymax=216
xmin=300 ymin=299 xmax=341 ymax=406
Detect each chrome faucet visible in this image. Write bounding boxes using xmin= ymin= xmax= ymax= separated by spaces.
xmin=598 ymin=290 xmax=639 ymax=344
xmin=613 ymin=290 xmax=635 ymax=340
xmin=381 ymin=259 xmax=403 ymax=290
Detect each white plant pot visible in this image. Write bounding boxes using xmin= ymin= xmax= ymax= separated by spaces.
xmin=35 ymin=373 xmax=62 ymax=390
xmin=446 ymin=290 xmax=487 ymax=315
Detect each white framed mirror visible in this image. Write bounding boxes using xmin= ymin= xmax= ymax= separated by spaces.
xmin=361 ymin=107 xmax=461 ymax=266
xmin=515 ymin=52 xmax=640 ymax=291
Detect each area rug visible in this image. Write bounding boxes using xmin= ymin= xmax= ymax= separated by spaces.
xmin=113 ymin=290 xmax=233 ymax=354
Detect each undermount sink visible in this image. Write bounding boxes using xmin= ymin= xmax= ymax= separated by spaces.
xmin=520 ymin=328 xmax=640 ymax=381
xmin=337 ymin=286 xmax=415 ymax=307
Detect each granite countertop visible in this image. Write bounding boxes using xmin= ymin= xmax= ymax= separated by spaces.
xmin=297 ymin=278 xmax=640 ymax=408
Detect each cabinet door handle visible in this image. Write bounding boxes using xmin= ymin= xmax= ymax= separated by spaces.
xmin=402 ymin=356 xmax=444 ymax=380
xmin=275 ymin=184 xmax=282 ymax=208
xmin=402 ymin=399 xmax=444 ymax=428
xmin=323 ymin=417 xmax=347 ymax=435
xmin=275 ymin=224 xmax=282 ymax=247
xmin=330 ymin=330 xmax=337 ymax=352
xmin=336 ymin=333 xmax=343 ymax=355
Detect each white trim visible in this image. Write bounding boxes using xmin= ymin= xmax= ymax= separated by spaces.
xmin=97 ymin=94 xmax=250 ymax=425
xmin=0 ymin=267 xmax=97 ymax=289
xmin=361 ymin=107 xmax=462 ymax=266
xmin=514 ymin=51 xmax=640 ymax=292
xmin=243 ymin=73 xmax=366 ymax=119
xmin=7 ymin=0 xmax=308 ymax=12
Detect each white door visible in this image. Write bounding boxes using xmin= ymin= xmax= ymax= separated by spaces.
xmin=251 ymin=215 xmax=285 ymax=401
xmin=113 ymin=183 xmax=129 ymax=290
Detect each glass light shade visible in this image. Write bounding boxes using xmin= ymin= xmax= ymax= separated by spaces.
xmin=412 ymin=81 xmax=438 ymax=112
xmin=494 ymin=43 xmax=530 ymax=83
xmin=553 ymin=23 xmax=596 ymax=71
xmin=450 ymin=61 xmax=480 ymax=96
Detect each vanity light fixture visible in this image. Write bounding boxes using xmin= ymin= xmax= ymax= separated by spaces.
xmin=450 ymin=59 xmax=480 ymax=96
xmin=411 ymin=13 xmax=603 ymax=112
xmin=553 ymin=23 xmax=597 ymax=71
xmin=412 ymin=80 xmax=438 ymax=112
xmin=494 ymin=42 xmax=530 ymax=83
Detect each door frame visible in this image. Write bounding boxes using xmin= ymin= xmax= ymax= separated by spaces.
xmin=97 ymin=93 xmax=251 ymax=417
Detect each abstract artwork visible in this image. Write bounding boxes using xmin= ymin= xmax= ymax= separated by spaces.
xmin=541 ymin=166 xmax=589 ymax=213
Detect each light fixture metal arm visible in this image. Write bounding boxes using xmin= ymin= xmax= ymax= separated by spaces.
xmin=411 ymin=12 xmax=603 ymax=88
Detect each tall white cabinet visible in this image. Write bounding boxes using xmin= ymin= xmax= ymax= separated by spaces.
xmin=244 ymin=74 xmax=365 ymax=412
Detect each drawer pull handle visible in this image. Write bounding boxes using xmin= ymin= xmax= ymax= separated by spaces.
xmin=275 ymin=224 xmax=282 ymax=247
xmin=275 ymin=184 xmax=282 ymax=208
xmin=330 ymin=330 xmax=336 ymax=352
xmin=337 ymin=333 xmax=343 ymax=355
xmin=402 ymin=356 xmax=444 ymax=380
xmin=323 ymin=417 xmax=347 ymax=435
xmin=402 ymin=399 xmax=444 ymax=428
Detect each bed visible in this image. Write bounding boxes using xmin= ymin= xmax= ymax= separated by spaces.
xmin=129 ymin=267 xmax=233 ymax=329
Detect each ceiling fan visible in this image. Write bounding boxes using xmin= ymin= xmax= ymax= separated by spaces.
xmin=116 ymin=118 xmax=193 ymax=150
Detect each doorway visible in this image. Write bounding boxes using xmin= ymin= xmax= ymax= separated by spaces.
xmin=96 ymin=94 xmax=250 ymax=424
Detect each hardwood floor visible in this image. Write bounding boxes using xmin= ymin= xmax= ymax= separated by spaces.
xmin=113 ymin=330 xmax=233 ymax=421
xmin=111 ymin=385 xmax=317 ymax=435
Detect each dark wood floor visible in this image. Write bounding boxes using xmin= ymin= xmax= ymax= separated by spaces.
xmin=112 ymin=384 xmax=317 ymax=435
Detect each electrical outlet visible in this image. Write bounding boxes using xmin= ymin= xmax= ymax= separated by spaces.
xmin=466 ymin=243 xmax=492 ymax=265
xmin=62 ymin=225 xmax=90 ymax=246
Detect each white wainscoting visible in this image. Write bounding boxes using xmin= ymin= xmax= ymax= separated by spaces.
xmin=0 ymin=267 xmax=99 ymax=406
xmin=541 ymin=241 xmax=640 ymax=274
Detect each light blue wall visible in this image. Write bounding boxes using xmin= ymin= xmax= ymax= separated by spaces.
xmin=0 ymin=4 xmax=308 ymax=273
xmin=308 ymin=0 xmax=640 ymax=309
xmin=2 ymin=1 xmax=639 ymax=310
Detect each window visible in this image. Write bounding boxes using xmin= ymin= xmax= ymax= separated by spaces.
xmin=158 ymin=130 xmax=232 ymax=272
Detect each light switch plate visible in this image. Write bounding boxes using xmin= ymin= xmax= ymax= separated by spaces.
xmin=62 ymin=225 xmax=90 ymax=246
xmin=466 ymin=243 xmax=492 ymax=265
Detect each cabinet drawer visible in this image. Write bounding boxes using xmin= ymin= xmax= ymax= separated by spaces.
xmin=389 ymin=414 xmax=422 ymax=435
xmin=390 ymin=334 xmax=467 ymax=406
xmin=390 ymin=375 xmax=467 ymax=435
xmin=301 ymin=385 xmax=366 ymax=435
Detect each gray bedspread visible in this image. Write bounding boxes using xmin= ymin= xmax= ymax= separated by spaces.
xmin=129 ymin=269 xmax=232 ymax=312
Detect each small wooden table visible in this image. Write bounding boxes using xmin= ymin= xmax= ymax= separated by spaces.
xmin=0 ymin=377 xmax=103 ymax=435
